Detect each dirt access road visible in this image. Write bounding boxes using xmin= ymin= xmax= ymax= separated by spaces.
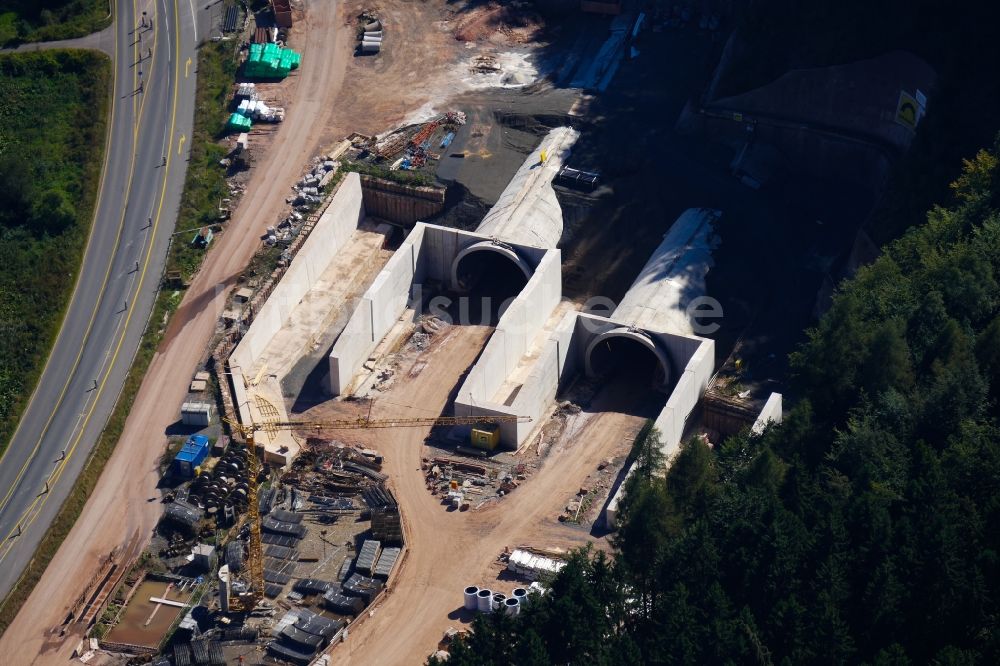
xmin=0 ymin=1 xmax=352 ymax=661
xmin=312 ymin=324 xmax=645 ymax=665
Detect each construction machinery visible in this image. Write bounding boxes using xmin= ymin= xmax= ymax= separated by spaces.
xmin=222 ymin=412 xmax=529 ymax=612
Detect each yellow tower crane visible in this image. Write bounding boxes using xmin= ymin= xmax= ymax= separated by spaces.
xmin=222 ymin=412 xmax=529 ymax=612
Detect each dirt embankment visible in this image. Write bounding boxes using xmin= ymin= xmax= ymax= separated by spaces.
xmin=0 ymin=0 xmax=354 ymax=661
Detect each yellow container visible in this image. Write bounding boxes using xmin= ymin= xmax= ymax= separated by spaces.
xmin=470 ymin=424 xmax=501 ymax=450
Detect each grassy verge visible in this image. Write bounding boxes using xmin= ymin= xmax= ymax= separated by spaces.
xmin=0 ymin=41 xmax=238 ymax=636
xmin=342 ymin=158 xmax=436 ymax=187
xmin=168 ymin=41 xmax=236 ymax=282
xmin=0 ymin=0 xmax=111 ymax=47
xmin=0 ymin=50 xmax=111 ymax=459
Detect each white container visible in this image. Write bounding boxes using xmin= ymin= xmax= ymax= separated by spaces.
xmin=476 ymin=589 xmax=493 ymax=613
xmin=491 ymin=593 xmax=506 ymax=612
xmin=463 ymin=586 xmax=479 ymax=611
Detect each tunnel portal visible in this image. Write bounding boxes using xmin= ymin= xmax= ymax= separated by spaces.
xmin=585 ymin=329 xmax=672 ymax=389
xmin=451 ymin=243 xmax=532 ymax=324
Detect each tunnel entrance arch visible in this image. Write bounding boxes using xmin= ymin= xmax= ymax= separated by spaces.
xmin=585 ymin=328 xmax=672 ymax=388
xmin=450 ymin=241 xmax=533 ymax=323
xmin=451 ymin=241 xmax=533 ymax=291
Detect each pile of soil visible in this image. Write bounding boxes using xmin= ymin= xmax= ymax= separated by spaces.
xmin=452 ymin=2 xmax=544 ymax=44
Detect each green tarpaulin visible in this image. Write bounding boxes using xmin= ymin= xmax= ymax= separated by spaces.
xmin=244 ymin=43 xmax=302 ymax=80
xmin=227 ymin=112 xmax=252 ymax=131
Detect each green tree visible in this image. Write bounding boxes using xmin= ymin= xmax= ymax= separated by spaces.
xmin=0 ymin=154 xmax=35 ymax=229
xmin=976 ymin=314 xmax=1000 ymax=411
xmin=861 ymin=319 xmax=915 ymax=395
xmin=631 ymin=421 xmax=665 ymax=480
xmin=33 ymin=188 xmax=76 ymax=236
xmin=666 ymin=437 xmax=718 ymax=517
xmin=432 ymin=139 xmax=1000 ymax=666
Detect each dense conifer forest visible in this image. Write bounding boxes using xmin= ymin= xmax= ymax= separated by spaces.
xmin=433 ymin=139 xmax=1000 ymax=665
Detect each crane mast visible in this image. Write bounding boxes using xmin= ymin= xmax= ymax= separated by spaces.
xmin=222 ymin=412 xmax=528 ymax=612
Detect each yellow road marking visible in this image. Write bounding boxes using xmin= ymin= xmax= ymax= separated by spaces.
xmin=0 ymin=0 xmax=176 ymax=561
xmin=0 ymin=0 xmax=160 ymax=520
xmin=177 ymin=134 xmax=186 ymax=154
xmin=185 ymin=56 xmax=191 ymax=78
xmin=0 ymin=0 xmax=123 ymax=476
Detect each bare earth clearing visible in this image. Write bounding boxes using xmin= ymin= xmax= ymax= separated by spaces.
xmin=1 ymin=0 xmax=591 ymax=663
xmin=304 ymin=324 xmax=647 ymax=664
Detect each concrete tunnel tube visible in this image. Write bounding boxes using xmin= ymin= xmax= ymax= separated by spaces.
xmin=584 ymin=327 xmax=673 ymax=388
xmin=450 ymin=241 xmax=534 ymax=322
xmin=451 ymin=240 xmax=533 ymax=291
xmin=451 ymin=240 xmax=535 ymax=296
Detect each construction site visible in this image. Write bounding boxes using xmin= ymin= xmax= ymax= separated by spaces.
xmin=20 ymin=0 xmax=926 ymax=662
xmin=75 ymin=115 xmax=782 ymax=661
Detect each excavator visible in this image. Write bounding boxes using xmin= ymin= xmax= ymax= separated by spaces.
xmin=221 ymin=412 xmax=529 ymax=612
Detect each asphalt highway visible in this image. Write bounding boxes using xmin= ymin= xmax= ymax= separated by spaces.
xmin=0 ymin=0 xmax=207 ymax=598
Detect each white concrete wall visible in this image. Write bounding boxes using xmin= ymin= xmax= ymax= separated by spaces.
xmin=552 ymin=311 xmax=581 ymax=390
xmin=603 ymin=464 xmax=635 ymax=529
xmin=454 ymin=308 xmax=581 ymax=447
xmin=453 ymin=249 xmax=562 ymax=446
xmin=455 ymin=251 xmax=561 ymax=405
xmin=421 ymin=223 xmax=462 ymax=283
xmin=751 ymin=392 xmax=783 ymax=434
xmin=651 ymin=336 xmax=714 ymax=458
xmin=328 ymin=223 xmax=554 ymax=397
xmin=231 ymin=366 xmax=251 ymax=428
xmin=328 ymin=224 xmax=427 ymax=394
xmin=508 ymin=343 xmax=562 ymax=443
xmin=232 ymin=173 xmax=364 ymax=375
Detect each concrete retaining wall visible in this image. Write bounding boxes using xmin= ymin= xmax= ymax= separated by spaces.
xmin=231 ymin=173 xmax=364 ymax=376
xmin=328 ymin=223 xmax=554 ymax=396
xmin=453 ymin=250 xmax=563 ymax=445
xmin=455 ymin=309 xmax=581 ymax=445
xmin=650 ymin=335 xmax=714 ymax=457
xmin=327 ymin=225 xmax=426 ymax=394
xmin=751 ymin=392 xmax=783 ymax=434
xmin=507 ymin=315 xmax=571 ymax=443
xmin=360 ymin=175 xmax=446 ymax=226
xmin=454 ymin=250 xmax=561 ymax=404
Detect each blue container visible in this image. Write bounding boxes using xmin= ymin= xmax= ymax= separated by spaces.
xmin=173 ymin=434 xmax=210 ymax=478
